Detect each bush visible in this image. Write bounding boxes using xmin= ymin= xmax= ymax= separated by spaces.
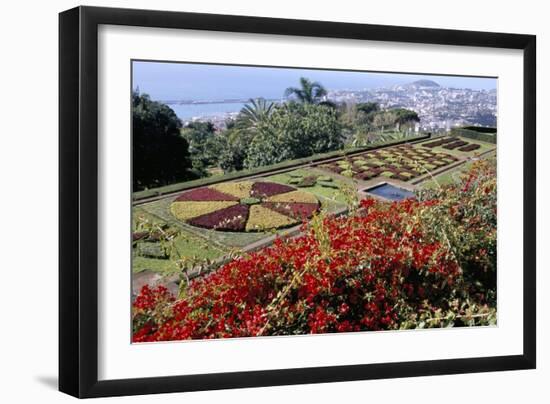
xmin=132 ymin=92 xmax=194 ymax=191
xmin=297 ymin=176 xmax=317 ymax=187
xmin=136 ymin=243 xmax=169 ymax=260
xmin=318 ymin=181 xmax=339 ymax=189
xmin=450 ymin=127 xmax=497 ymax=144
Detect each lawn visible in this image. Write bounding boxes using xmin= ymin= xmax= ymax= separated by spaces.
xmin=263 ymin=168 xmax=350 ymax=206
xmin=132 ymin=207 xmax=227 ymax=274
xmin=133 ymin=233 xmax=225 ymax=274
xmin=420 ymin=152 xmax=496 ymax=189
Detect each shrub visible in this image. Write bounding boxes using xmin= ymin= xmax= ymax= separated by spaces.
xmin=458 ymin=144 xmax=481 ymax=152
xmin=136 ymin=243 xmax=170 ymax=259
xmin=240 ymin=197 xmax=261 ymax=205
xmin=451 ymin=127 xmax=497 ymax=144
xmin=442 ymin=141 xmax=469 ymax=150
xmin=297 ymin=176 xmax=318 ymax=187
xmin=318 ymin=181 xmax=339 ymax=189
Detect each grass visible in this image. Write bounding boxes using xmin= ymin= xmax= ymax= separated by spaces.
xmin=420 ymin=151 xmax=496 ymax=189
xmin=264 ymin=168 xmax=350 ymax=205
xmin=133 ymin=234 xmax=226 ymax=274
xmin=132 ymin=208 xmax=227 ymax=274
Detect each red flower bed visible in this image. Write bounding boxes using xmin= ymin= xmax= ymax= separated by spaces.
xmin=263 ymin=202 xmax=320 ymax=220
xmin=187 ymin=204 xmax=250 ymax=231
xmin=174 ymin=187 xmax=239 ymax=201
xmin=251 ymin=181 xmax=295 ymax=197
xmin=134 ymin=200 xmax=468 ymax=341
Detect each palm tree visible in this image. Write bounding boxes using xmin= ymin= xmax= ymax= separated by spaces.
xmin=236 ymin=98 xmax=275 ymax=130
xmin=284 ymin=77 xmax=328 ymax=104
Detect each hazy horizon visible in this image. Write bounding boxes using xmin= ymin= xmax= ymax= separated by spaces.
xmin=132 ymin=61 xmax=497 ymax=102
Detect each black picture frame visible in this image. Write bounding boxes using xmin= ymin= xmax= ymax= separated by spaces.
xmin=59 ymin=5 xmax=536 ymax=398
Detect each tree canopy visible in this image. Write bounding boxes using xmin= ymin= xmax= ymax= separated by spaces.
xmin=284 ymin=77 xmax=328 ymax=104
xmin=132 ymin=91 xmax=193 ymax=190
xmin=235 ymin=98 xmax=275 ymax=131
xmin=244 ymin=103 xmax=343 ymax=169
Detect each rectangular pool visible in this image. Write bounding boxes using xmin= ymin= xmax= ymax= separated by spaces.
xmin=364 ymin=183 xmax=415 ymax=201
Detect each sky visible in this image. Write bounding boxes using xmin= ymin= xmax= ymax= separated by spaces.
xmin=132 ymin=60 xmax=497 ymax=101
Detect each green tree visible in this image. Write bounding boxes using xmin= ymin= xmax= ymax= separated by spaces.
xmin=181 ymin=121 xmax=221 ymax=173
xmin=284 ymin=77 xmax=328 ymax=104
xmin=218 ymin=128 xmax=254 ymax=173
xmin=356 ymin=102 xmax=380 ymax=115
xmin=392 ymin=108 xmax=420 ymax=126
xmin=132 ymin=91 xmax=193 ymax=191
xmin=244 ymin=103 xmax=343 ymax=168
xmin=236 ymin=98 xmax=275 ymax=131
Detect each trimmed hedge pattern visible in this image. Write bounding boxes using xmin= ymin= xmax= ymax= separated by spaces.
xmin=450 ymin=127 xmax=497 ymax=144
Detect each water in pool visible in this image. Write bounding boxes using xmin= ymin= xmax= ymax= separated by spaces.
xmin=365 ymin=183 xmax=415 ymax=201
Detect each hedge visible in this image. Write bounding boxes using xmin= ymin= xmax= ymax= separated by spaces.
xmin=450 ymin=127 xmax=497 ymax=144
xmin=132 ymin=133 xmax=430 ymax=201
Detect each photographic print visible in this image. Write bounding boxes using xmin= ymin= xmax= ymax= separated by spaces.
xmin=131 ymin=61 xmax=497 ymax=343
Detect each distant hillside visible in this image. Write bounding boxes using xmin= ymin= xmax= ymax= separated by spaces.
xmin=409 ymin=79 xmax=440 ymax=88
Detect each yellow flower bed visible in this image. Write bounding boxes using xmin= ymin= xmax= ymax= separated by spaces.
xmin=210 ymin=181 xmax=254 ymax=199
xmin=245 ymin=205 xmax=299 ymax=231
xmin=266 ymin=190 xmax=319 ymax=204
xmin=170 ymin=201 xmax=238 ymax=221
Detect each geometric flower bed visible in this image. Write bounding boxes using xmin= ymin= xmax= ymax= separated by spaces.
xmin=170 ymin=181 xmax=320 ymax=232
xmin=317 ymin=144 xmax=458 ymax=182
xmin=422 ymin=137 xmax=460 ymax=148
xmin=423 ymin=137 xmax=481 ymax=152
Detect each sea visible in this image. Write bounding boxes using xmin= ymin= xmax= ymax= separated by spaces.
xmin=167 ymin=102 xmax=247 ymax=121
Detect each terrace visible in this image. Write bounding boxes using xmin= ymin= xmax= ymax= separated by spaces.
xmin=132 ymin=135 xmax=496 ymax=293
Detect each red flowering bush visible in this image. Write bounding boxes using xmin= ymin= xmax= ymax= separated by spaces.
xmin=417 ymin=159 xmax=497 ymax=303
xmin=133 ymin=161 xmax=497 ymax=342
